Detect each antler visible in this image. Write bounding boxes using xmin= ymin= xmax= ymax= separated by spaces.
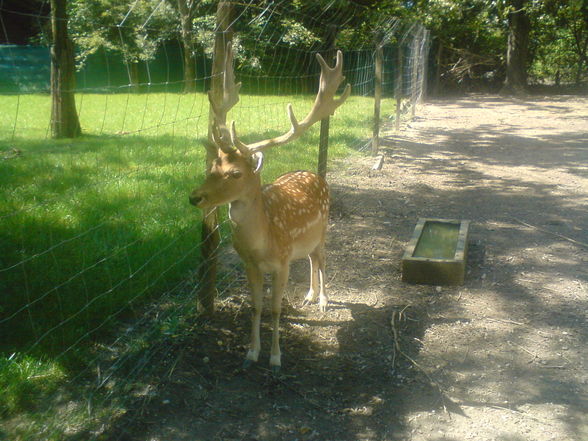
xmin=208 ymin=42 xmax=242 ymax=153
xmin=230 ymin=50 xmax=351 ymax=155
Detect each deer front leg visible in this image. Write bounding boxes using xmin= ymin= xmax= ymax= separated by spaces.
xmin=270 ymin=264 xmax=289 ymax=373
xmin=244 ymin=264 xmax=263 ymax=368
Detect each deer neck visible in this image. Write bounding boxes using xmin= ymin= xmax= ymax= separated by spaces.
xmin=228 ymin=177 xmax=269 ymax=254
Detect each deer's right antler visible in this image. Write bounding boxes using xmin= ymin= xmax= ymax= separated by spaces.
xmin=230 ymin=50 xmax=351 ymax=156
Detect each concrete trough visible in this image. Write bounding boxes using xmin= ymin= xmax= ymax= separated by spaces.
xmin=402 ymin=218 xmax=470 ymax=286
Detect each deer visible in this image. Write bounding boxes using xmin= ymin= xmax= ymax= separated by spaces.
xmin=189 ymin=43 xmax=350 ymax=373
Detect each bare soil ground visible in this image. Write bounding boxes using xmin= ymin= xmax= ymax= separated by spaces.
xmin=116 ymin=95 xmax=588 ymax=441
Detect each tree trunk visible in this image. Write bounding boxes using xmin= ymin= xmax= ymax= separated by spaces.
xmin=575 ymin=51 xmax=587 ymax=85
xmin=178 ymin=0 xmax=196 ymax=93
xmin=50 ymin=0 xmax=81 ymax=139
xmin=501 ymin=0 xmax=530 ymax=95
xmin=128 ymin=62 xmax=140 ymax=93
xmin=197 ymin=1 xmax=233 ymax=315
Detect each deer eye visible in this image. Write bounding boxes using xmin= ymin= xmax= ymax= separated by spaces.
xmin=228 ymin=169 xmax=243 ymax=179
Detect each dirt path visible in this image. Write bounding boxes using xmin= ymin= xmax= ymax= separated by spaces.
xmin=119 ymin=95 xmax=588 ymax=441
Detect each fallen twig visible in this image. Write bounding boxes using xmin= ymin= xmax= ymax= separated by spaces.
xmin=485 ymin=317 xmax=550 ymax=336
xmin=513 ymin=217 xmax=588 ymax=248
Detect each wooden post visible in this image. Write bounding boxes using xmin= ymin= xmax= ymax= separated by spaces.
xmin=197 ymin=1 xmax=233 ymax=315
xmin=50 ymin=0 xmax=81 ymax=139
xmin=317 ymin=25 xmax=338 ymax=179
xmin=410 ymin=29 xmax=420 ymax=119
xmin=395 ymin=40 xmax=403 ymax=132
xmin=372 ymin=33 xmax=383 ymax=156
xmin=419 ymin=29 xmax=431 ymax=104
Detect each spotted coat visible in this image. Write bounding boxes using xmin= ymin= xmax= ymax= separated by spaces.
xmin=262 ymin=171 xmax=329 ymax=261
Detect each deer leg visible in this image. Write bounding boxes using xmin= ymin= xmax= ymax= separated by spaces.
xmin=270 ymin=264 xmax=289 ymax=373
xmin=303 ymin=246 xmax=328 ymax=311
xmin=316 ymin=245 xmax=328 ymax=312
xmin=244 ymin=264 xmax=263 ymax=368
xmin=302 ymin=253 xmax=320 ymax=307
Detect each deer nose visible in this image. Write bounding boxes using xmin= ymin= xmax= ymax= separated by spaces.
xmin=189 ymin=193 xmax=203 ymax=206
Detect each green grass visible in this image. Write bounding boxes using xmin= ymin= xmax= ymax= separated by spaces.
xmin=0 ymin=91 xmax=394 ymax=437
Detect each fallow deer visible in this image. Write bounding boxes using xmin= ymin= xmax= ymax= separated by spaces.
xmin=190 ymin=43 xmax=350 ymax=373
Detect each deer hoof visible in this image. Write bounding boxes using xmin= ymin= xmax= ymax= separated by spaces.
xmin=271 ymin=365 xmax=281 ymax=376
xmin=242 ymin=359 xmax=254 ymax=370
xmin=303 ymin=291 xmax=316 ymax=307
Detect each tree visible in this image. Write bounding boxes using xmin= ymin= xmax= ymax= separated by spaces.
xmin=502 ymin=0 xmax=531 ymax=94
xmin=415 ymin=0 xmax=505 ymax=93
xmin=69 ymin=0 xmax=176 ymax=91
xmin=534 ymin=0 xmax=588 ymax=85
xmin=50 ymin=0 xmax=81 ymax=138
xmin=176 ymin=0 xmax=198 ymax=93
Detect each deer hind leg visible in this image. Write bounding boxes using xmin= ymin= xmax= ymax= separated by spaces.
xmin=244 ymin=264 xmax=263 ymax=368
xmin=270 ymin=264 xmax=289 ymax=373
xmin=304 ymin=245 xmax=328 ymax=312
xmin=303 ymin=252 xmax=320 ymax=307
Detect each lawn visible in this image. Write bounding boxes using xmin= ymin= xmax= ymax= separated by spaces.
xmin=0 ymin=91 xmax=392 ymax=434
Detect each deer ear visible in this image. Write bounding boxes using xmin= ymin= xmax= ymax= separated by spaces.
xmin=251 ymin=152 xmax=264 ymax=174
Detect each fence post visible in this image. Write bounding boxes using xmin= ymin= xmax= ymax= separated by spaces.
xmin=395 ymin=39 xmax=403 ymax=131
xmin=410 ymin=29 xmax=420 ymax=119
xmin=197 ymin=0 xmax=233 ymax=315
xmin=420 ymin=29 xmax=431 ymax=103
xmin=318 ymin=25 xmax=338 ymax=179
xmin=372 ymin=33 xmax=383 ymax=155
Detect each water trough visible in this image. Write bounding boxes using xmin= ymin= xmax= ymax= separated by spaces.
xmin=402 ymin=218 xmax=470 ymax=285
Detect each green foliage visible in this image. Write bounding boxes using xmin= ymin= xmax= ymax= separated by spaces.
xmin=419 ymin=0 xmax=506 ymax=81
xmin=189 ymin=6 xmax=324 ymax=73
xmin=69 ymin=0 xmax=177 ymax=67
xmin=280 ymin=19 xmax=322 ymax=47
xmin=530 ymin=0 xmax=588 ymax=84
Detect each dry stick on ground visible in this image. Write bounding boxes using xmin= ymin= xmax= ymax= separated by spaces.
xmin=390 ymin=306 xmax=451 ymax=416
xmin=484 ymin=317 xmax=550 ymax=336
xmin=513 ymin=217 xmax=588 ymax=248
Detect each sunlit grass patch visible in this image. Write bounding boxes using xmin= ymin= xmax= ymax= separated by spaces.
xmin=0 ymin=354 xmax=66 ymax=416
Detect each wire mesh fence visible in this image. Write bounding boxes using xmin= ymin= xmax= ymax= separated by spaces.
xmin=0 ymin=1 xmax=429 ymax=437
